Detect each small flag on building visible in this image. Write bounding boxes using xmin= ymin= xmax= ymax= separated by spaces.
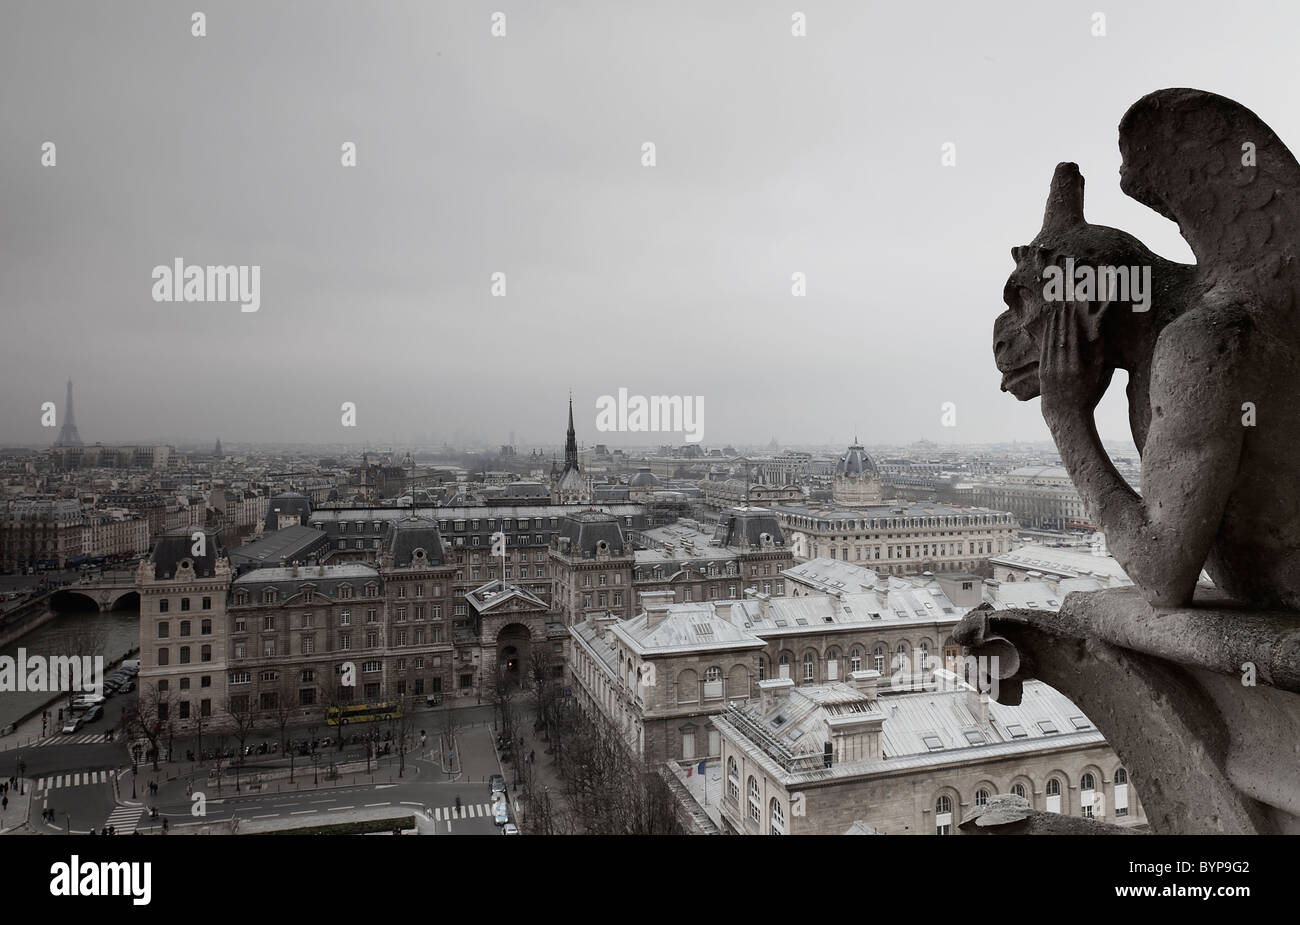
xmin=697 ymin=759 xmax=707 ymax=776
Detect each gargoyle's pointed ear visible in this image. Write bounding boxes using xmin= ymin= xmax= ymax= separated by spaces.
xmin=1041 ymin=162 xmax=1086 ymax=235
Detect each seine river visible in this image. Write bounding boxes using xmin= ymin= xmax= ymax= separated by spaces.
xmin=0 ymin=606 xmax=139 ymax=728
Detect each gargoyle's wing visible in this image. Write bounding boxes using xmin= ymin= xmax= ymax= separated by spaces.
xmin=1119 ymin=88 xmax=1300 ymax=297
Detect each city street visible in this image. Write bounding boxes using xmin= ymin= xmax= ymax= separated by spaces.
xmin=1 ymin=701 xmax=521 ymax=835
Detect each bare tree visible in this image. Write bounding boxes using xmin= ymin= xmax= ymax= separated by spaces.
xmin=271 ymin=675 xmax=299 ymax=780
xmin=388 ymin=698 xmax=417 ymax=778
xmin=223 ymin=693 xmax=257 ymax=789
xmin=321 ymin=680 xmax=353 ymax=753
xmin=60 ymin=621 xmax=108 ymax=716
xmin=438 ymin=700 xmax=457 ymax=777
xmin=122 ymin=681 xmax=172 ymax=771
xmin=558 ymin=705 xmax=684 ymax=835
xmin=490 ymin=663 xmax=520 ymax=753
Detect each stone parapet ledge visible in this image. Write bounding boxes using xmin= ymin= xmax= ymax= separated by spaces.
xmin=957 ymin=793 xmax=1141 ymax=836
xmin=954 ymin=589 xmax=1300 ymax=835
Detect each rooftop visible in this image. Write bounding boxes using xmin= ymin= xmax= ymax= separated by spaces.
xmin=715 ymin=678 xmax=1103 ymax=785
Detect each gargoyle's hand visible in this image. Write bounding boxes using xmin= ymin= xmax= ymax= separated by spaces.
xmin=1039 ymin=305 xmax=1113 ymax=418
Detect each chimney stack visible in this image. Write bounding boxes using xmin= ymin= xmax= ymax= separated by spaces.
xmin=640 ymin=590 xmax=675 ymax=630
xmin=759 ymin=677 xmax=794 ymax=713
xmin=848 ymin=669 xmax=881 ymax=699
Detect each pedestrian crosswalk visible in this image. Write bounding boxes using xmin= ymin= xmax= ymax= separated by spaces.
xmin=36 ymin=769 xmax=114 ymax=791
xmin=34 ymin=733 xmax=112 ymax=747
xmin=432 ymin=802 xmax=494 ymax=821
xmin=104 ymin=803 xmax=143 ymax=835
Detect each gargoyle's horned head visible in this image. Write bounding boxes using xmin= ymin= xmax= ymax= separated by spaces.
xmin=995 ymin=163 xmax=1157 ymax=400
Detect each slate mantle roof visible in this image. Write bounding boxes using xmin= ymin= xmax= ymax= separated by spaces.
xmin=148 ymin=526 xmax=224 ymax=580
xmin=381 ymin=515 xmax=447 ymax=568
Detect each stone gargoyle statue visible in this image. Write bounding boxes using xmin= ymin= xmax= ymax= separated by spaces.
xmin=961 ymin=89 xmax=1300 ymax=834
xmin=993 ymin=87 xmax=1300 ymax=612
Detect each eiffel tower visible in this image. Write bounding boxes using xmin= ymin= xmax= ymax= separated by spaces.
xmin=56 ymin=379 xmax=83 ymax=446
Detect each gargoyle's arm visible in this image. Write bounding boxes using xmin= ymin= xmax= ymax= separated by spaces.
xmin=1041 ymin=306 xmax=1248 ymax=607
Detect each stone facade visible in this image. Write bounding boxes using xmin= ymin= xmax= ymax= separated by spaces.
xmin=712 ymin=675 xmax=1146 ymax=835
xmin=771 ymin=501 xmax=1019 ymax=575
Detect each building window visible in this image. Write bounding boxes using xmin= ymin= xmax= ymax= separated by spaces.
xmin=157 ymin=622 xmax=169 ymax=639
xmin=975 ymin=789 xmax=989 ymax=808
xmin=770 ymin=798 xmax=785 ymax=835
xmin=157 ymin=648 xmax=169 ymax=666
xmin=1115 ymin=768 xmax=1129 ymax=817
xmin=179 ymin=646 xmax=191 ymax=664
xmin=201 ymin=619 xmax=212 ymax=635
xmin=1080 ymin=772 xmax=1097 ymax=818
xmin=873 ymin=646 xmax=885 ymax=673
xmin=727 ymin=758 xmax=740 ymax=805
xmin=803 ymin=652 xmax=815 ymax=682
xmin=159 ymin=599 xmax=169 ymax=613
xmin=936 ymin=795 xmax=953 ymax=834
xmin=1046 ymin=778 xmax=1063 ymax=813
xmin=1012 ymin=782 xmax=1027 ymax=799
xmin=747 ymin=777 xmax=760 ymax=826
xmin=202 ymin=596 xmax=211 ymax=610
xmin=180 ymin=598 xmax=191 ymax=612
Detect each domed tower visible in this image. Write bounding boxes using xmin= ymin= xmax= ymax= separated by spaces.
xmin=833 ymin=437 xmax=883 ymax=507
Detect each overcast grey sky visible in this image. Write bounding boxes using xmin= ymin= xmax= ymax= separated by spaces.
xmin=2 ymin=0 xmax=1297 ymax=449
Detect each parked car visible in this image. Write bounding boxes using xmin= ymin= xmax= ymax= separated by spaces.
xmin=81 ymin=705 xmax=103 ymax=724
xmin=72 ymin=694 xmax=105 ymax=708
xmin=489 ymin=774 xmax=506 ymax=795
xmin=61 ymin=715 xmax=82 ymax=734
xmin=115 ymin=680 xmax=134 ymax=694
xmin=501 ymin=823 xmax=520 ymax=835
xmin=120 ymin=659 xmax=140 ymax=673
xmin=493 ymin=801 xmax=510 ymax=826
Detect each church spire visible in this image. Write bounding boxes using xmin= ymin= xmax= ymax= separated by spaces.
xmin=564 ymin=393 xmax=579 ymax=472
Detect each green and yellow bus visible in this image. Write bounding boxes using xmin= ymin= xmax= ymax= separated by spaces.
xmin=326 ymin=699 xmax=402 ymax=726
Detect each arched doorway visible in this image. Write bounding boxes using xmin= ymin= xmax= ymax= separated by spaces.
xmin=496 ymin=623 xmax=532 ymax=685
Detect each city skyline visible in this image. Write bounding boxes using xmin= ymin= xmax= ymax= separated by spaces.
xmin=6 ymin=1 xmax=1297 ymax=447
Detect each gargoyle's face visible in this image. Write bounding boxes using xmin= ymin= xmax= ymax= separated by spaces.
xmin=994 ymin=254 xmax=1051 ymax=401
